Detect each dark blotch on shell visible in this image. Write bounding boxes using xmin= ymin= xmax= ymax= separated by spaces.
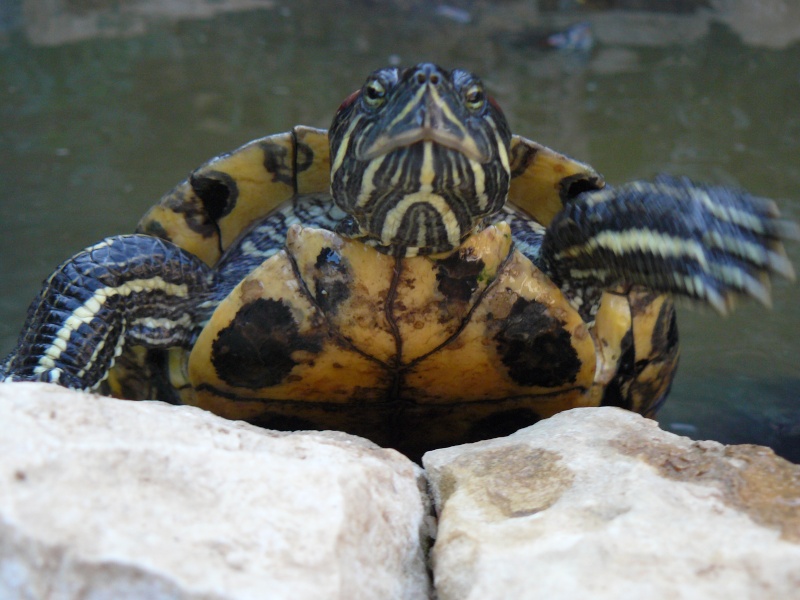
xmin=601 ymin=328 xmax=635 ymax=410
xmin=211 ymin=298 xmax=322 ymax=389
xmin=190 ymin=169 xmax=239 ymax=222
xmin=495 ymin=297 xmax=581 ymax=387
xmin=313 ymin=247 xmax=351 ymax=314
xmin=435 ymin=249 xmax=485 ymax=303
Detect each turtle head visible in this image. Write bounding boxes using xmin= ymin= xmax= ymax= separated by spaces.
xmin=329 ymin=63 xmax=512 ymax=256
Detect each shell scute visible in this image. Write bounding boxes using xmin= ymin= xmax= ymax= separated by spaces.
xmin=405 ymin=247 xmax=596 ymax=406
xmin=507 ymin=134 xmax=604 ymax=227
xmin=136 ymin=128 xmax=331 ymax=266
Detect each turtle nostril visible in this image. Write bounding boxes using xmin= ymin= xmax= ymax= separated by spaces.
xmin=414 ymin=64 xmax=443 ymax=86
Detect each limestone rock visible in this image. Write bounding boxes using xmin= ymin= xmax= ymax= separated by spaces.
xmin=0 ymin=382 xmax=431 ymax=600
xmin=424 ymin=407 xmax=800 ymax=600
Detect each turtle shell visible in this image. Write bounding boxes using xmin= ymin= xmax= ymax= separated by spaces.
xmin=106 ymin=127 xmax=678 ymax=458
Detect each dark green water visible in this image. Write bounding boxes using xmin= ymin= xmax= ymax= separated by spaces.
xmin=1 ymin=1 xmax=798 ymax=459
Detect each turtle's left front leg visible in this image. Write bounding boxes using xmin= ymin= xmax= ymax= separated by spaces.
xmin=540 ymin=176 xmax=797 ymax=417
xmin=1 ymin=234 xmax=215 ymax=391
xmin=541 ymin=175 xmax=799 ymax=313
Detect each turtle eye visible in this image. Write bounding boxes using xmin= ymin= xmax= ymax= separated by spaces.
xmin=363 ymin=79 xmax=386 ymax=108
xmin=464 ymin=84 xmax=485 ymax=111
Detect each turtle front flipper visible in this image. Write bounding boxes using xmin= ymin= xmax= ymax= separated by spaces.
xmin=0 ymin=235 xmax=215 ymax=390
xmin=541 ymin=175 xmax=799 ymax=314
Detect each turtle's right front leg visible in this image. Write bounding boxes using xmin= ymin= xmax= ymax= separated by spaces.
xmin=1 ymin=235 xmax=215 ymax=391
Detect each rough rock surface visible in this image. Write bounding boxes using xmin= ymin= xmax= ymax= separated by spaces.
xmin=424 ymin=407 xmax=800 ymax=600
xmin=0 ymin=382 xmax=431 ymax=600
xmin=4 ymin=383 xmax=799 ymax=600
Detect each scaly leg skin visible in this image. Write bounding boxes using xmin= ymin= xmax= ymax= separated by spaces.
xmin=541 ymin=175 xmax=799 ymax=313
xmin=0 ymin=234 xmax=216 ymax=391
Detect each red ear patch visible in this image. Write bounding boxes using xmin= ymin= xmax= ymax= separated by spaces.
xmin=488 ymin=95 xmax=505 ymax=116
xmin=336 ymin=89 xmax=361 ymax=113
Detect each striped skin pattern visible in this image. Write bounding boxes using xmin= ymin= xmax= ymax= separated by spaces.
xmin=0 ymin=235 xmax=216 ymax=389
xmin=0 ymin=64 xmax=797 ymax=457
xmin=214 ymin=192 xmax=347 ymax=290
xmin=329 ymin=65 xmax=512 ymax=256
xmin=542 ymin=175 xmax=799 ymax=315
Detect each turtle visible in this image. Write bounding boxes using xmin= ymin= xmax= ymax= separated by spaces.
xmin=1 ymin=63 xmax=797 ymax=459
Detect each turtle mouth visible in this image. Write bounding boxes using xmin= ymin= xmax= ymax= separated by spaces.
xmin=355 ymin=85 xmax=489 ymax=163
xmin=357 ymin=126 xmax=487 ymax=163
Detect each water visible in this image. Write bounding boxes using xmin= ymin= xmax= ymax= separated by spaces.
xmin=1 ymin=0 xmax=798 ymax=460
